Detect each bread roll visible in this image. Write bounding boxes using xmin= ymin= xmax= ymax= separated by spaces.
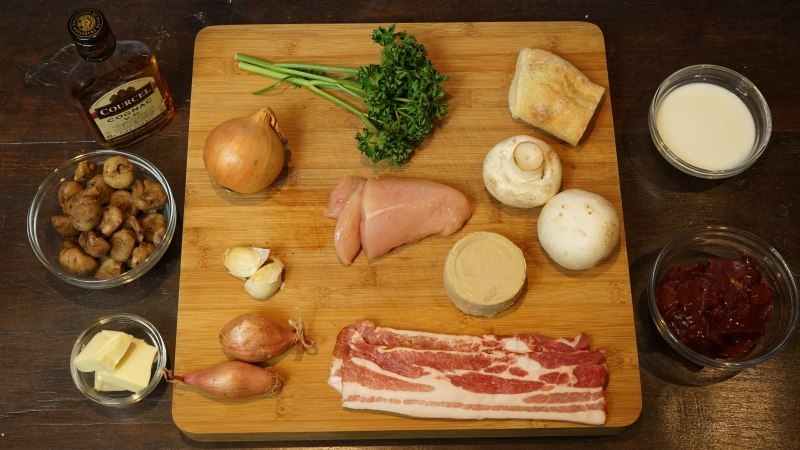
xmin=508 ymin=48 xmax=604 ymax=146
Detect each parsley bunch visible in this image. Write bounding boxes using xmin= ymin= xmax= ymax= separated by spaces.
xmin=235 ymin=25 xmax=449 ymax=165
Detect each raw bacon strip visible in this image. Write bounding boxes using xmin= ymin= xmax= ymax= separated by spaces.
xmin=329 ymin=320 xmax=593 ymax=389
xmin=346 ymin=342 xmax=606 ymax=386
xmin=350 ymin=319 xmax=589 ymax=354
xmin=338 ymin=351 xmax=607 ymax=423
xmin=328 ymin=320 xmax=608 ymax=426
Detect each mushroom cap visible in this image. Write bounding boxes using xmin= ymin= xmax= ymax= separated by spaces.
xmin=483 ymin=135 xmax=562 ymax=208
xmin=537 ymin=189 xmax=619 ymax=270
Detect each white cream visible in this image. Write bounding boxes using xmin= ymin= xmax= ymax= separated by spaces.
xmin=656 ymin=82 xmax=756 ymax=171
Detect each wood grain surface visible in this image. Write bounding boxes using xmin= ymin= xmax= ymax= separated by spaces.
xmin=5 ymin=2 xmax=800 ymax=449
xmin=173 ymin=22 xmax=641 ymax=441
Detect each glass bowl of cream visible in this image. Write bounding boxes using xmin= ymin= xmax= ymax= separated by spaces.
xmin=648 ymin=64 xmax=771 ymax=179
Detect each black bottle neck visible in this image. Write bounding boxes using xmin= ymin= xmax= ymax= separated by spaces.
xmin=68 ymin=7 xmax=117 ymax=62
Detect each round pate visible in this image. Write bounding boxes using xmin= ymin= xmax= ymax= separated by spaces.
xmin=443 ymin=231 xmax=527 ymax=317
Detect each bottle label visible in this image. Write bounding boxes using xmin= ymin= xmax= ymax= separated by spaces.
xmin=90 ymin=77 xmax=167 ymax=145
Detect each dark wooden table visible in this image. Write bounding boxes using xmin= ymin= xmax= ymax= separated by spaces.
xmin=3 ymin=1 xmax=798 ymax=448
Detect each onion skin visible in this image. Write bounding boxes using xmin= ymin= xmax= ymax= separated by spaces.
xmin=219 ymin=312 xmax=315 ymax=362
xmin=163 ymin=361 xmax=281 ymax=399
xmin=203 ymin=107 xmax=287 ymax=194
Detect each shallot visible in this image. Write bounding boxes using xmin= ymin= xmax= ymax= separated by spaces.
xmin=163 ymin=361 xmax=281 ymax=399
xmin=219 ymin=312 xmax=316 ymax=362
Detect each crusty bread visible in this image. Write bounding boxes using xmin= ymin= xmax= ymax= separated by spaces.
xmin=508 ymin=48 xmax=605 ymax=146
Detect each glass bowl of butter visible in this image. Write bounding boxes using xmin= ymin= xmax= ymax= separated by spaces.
xmin=648 ymin=64 xmax=771 ymax=179
xmin=70 ymin=313 xmax=167 ymax=407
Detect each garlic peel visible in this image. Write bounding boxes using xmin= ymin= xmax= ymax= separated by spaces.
xmin=223 ymin=246 xmax=270 ymax=278
xmin=244 ymin=258 xmax=284 ymax=300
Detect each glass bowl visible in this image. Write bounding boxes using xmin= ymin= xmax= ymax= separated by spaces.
xmin=70 ymin=313 xmax=168 ymax=407
xmin=648 ymin=64 xmax=771 ymax=179
xmin=648 ymin=225 xmax=798 ymax=370
xmin=27 ymin=149 xmax=176 ymax=288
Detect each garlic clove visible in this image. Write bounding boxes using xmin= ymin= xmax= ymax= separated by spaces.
xmin=244 ymin=258 xmax=284 ymax=300
xmin=223 ymin=246 xmax=270 ymax=279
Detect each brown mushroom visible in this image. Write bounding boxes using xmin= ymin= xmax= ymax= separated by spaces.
xmin=78 ymin=230 xmax=110 ymax=258
xmin=62 ymin=236 xmax=80 ymax=250
xmin=131 ymin=179 xmax=167 ymax=212
xmin=74 ymin=160 xmax=97 ymax=183
xmin=95 ymin=257 xmax=124 ymax=279
xmin=83 ymin=174 xmax=115 ymax=205
xmin=59 ymin=246 xmax=99 ymax=277
xmin=130 ymin=242 xmax=156 ymax=268
xmin=141 ymin=213 xmax=167 ymax=245
xmin=58 ymin=180 xmax=83 ymax=213
xmin=97 ymin=205 xmax=124 ymax=237
xmin=109 ymin=228 xmax=137 ymax=262
xmin=123 ymin=215 xmax=145 ymax=243
xmin=51 ymin=214 xmax=79 ymax=237
xmin=108 ymin=189 xmax=136 ymax=218
xmin=102 ymin=155 xmax=136 ymax=189
xmin=67 ymin=194 xmax=102 ymax=231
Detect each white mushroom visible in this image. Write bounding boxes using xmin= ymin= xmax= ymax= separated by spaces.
xmin=483 ymin=135 xmax=562 ymax=208
xmin=537 ymin=189 xmax=619 ymax=270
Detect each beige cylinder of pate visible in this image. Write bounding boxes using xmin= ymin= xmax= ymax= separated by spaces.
xmin=443 ymin=231 xmax=527 ymax=317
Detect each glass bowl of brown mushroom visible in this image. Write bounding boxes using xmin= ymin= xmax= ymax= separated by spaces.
xmin=27 ymin=150 xmax=176 ymax=289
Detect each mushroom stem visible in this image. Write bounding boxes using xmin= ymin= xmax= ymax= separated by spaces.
xmin=513 ymin=141 xmax=545 ymax=179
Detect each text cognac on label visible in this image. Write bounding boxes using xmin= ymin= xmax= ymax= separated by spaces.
xmin=95 ymin=85 xmax=155 ymax=119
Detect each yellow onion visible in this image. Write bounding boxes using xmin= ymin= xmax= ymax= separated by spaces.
xmin=203 ymin=107 xmax=287 ymax=194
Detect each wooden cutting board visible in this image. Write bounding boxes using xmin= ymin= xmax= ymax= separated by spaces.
xmin=174 ymin=22 xmax=641 ymax=441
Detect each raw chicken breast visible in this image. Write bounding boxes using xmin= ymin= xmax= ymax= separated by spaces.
xmin=324 ymin=176 xmax=364 ymax=218
xmin=333 ymin=178 xmax=365 ymax=265
xmin=360 ymin=177 xmax=471 ymax=259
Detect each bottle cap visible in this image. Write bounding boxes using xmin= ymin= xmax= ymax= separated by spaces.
xmin=67 ymin=8 xmax=116 ymax=61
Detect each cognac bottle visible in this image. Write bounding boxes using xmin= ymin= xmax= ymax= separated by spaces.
xmin=65 ymin=8 xmax=174 ymax=148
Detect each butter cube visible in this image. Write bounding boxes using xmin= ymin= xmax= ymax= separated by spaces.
xmin=74 ymin=330 xmax=134 ymax=372
xmin=93 ymin=377 xmax=126 ymax=392
xmin=95 ymin=338 xmax=158 ymax=393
